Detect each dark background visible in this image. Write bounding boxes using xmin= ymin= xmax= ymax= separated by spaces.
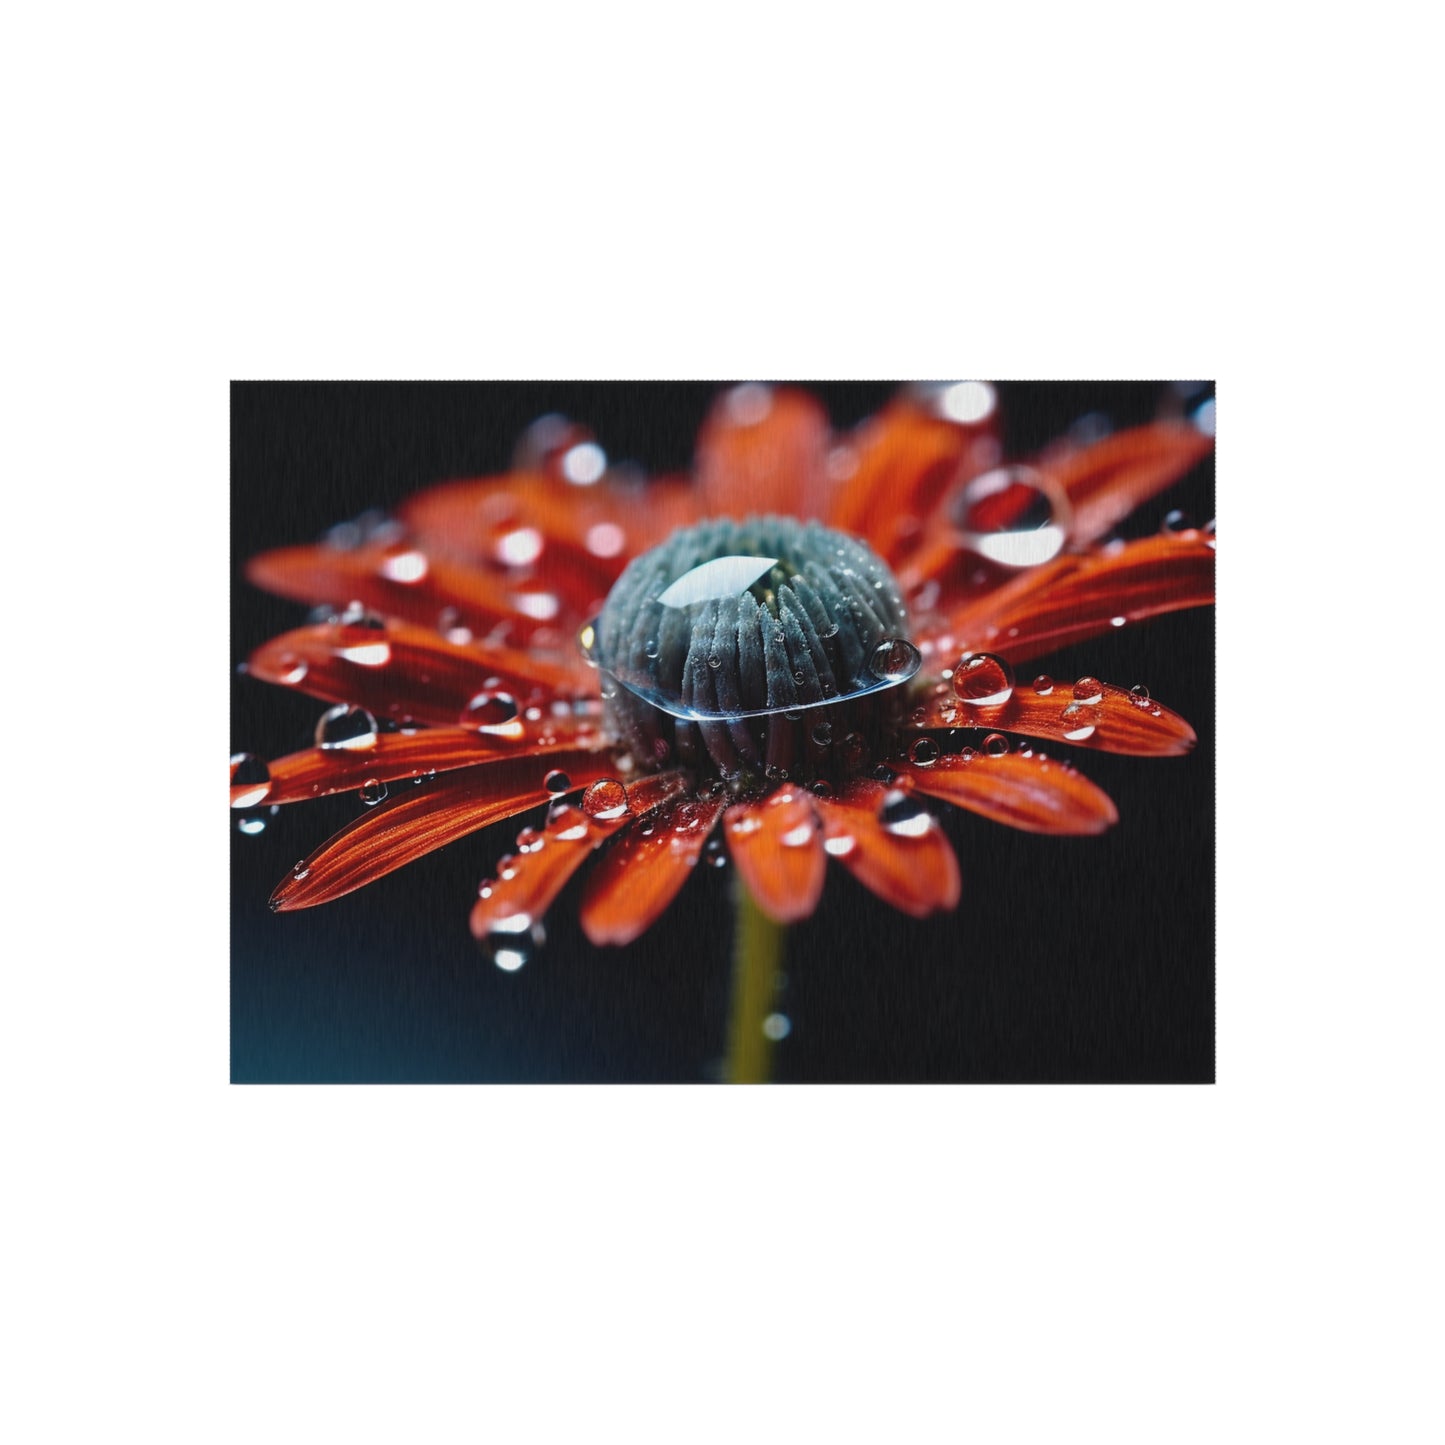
xmin=231 ymin=382 xmax=1215 ymax=1083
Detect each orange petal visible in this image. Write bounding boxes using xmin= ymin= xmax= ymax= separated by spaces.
xmin=723 ymin=787 xmax=826 ymax=925
xmin=243 ymin=539 xmax=592 ymax=643
xmin=269 ymin=750 xmax=613 ymax=911
xmin=470 ymin=772 xmax=689 ymax=939
xmin=814 ymin=779 xmax=960 ymax=917
xmin=247 ymin=619 xmax=596 ymax=727
xmin=826 ymin=396 xmax=999 ymax=562
xmin=398 ymin=470 xmax=702 ymax=582
xmin=695 ymin=385 xmax=833 ymax=521
xmin=1041 ymin=421 xmax=1214 ymax=547
xmin=918 ymin=532 xmax=1215 ymax=667
xmin=258 ymin=718 xmax=607 ymax=806
xmin=579 ymin=794 xmax=727 ymax=946
xmin=903 ymin=750 xmax=1118 ymax=836
xmin=905 ymin=678 xmax=1196 ymax=757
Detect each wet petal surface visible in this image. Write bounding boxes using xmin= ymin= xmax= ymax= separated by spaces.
xmin=903 ymin=750 xmax=1119 ymax=835
xmin=723 ymin=787 xmax=826 ymax=925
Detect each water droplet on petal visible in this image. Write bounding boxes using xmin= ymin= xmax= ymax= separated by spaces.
xmin=810 ymin=719 xmax=833 ymax=746
xmin=1072 ymin=676 xmax=1103 ymax=705
xmin=1032 ymin=674 xmax=1054 ymax=696
xmin=230 ymin=752 xmax=271 ymax=809
xmin=315 ymin=704 xmax=379 ymax=751
xmin=878 ymin=789 xmax=933 ymax=837
xmin=953 ymin=465 xmax=1070 ymax=567
xmin=1129 ymin=684 xmax=1151 ymax=707
xmin=868 ymin=637 xmax=922 ymax=685
xmin=582 ymin=778 xmax=630 ymax=821
xmin=908 ymin=737 xmax=940 ymax=767
xmin=823 ymin=834 xmax=856 ymax=858
xmin=273 ymin=652 xmax=309 ymax=685
xmin=543 ymin=769 xmax=571 ymax=795
xmin=515 ymin=826 xmax=545 ymax=854
xmin=762 ymin=1012 xmax=792 ymax=1041
xmin=953 ymin=652 xmax=1016 ymax=710
xmin=1161 ymin=509 xmax=1194 ymax=535
xmin=480 ymin=915 xmax=545 ymax=971
xmin=1061 ymin=704 xmax=1098 ymax=741
xmin=780 ymin=822 xmax=814 ymax=848
xmin=725 ymin=382 xmax=773 ymax=426
xmin=460 ymin=691 xmax=520 ymax=730
xmin=983 ymin=732 xmax=1010 ymax=757
xmin=359 ymin=779 xmax=388 ymax=806
xmin=704 ymin=836 xmax=728 ymax=868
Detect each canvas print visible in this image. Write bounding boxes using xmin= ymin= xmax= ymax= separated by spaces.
xmin=231 ymin=382 xmax=1215 ymax=1082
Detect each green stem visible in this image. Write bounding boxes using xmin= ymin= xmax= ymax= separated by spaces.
xmin=724 ymin=875 xmax=785 ymax=1084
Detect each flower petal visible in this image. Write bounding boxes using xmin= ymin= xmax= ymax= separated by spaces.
xmin=695 ymin=385 xmax=833 ymax=521
xmin=1041 ymin=421 xmax=1214 ymax=547
xmin=917 ymin=532 xmax=1215 ymax=667
xmin=243 ymin=540 xmax=590 ymax=643
xmin=470 ymin=773 xmax=690 ymax=939
xmin=814 ymin=780 xmax=960 ymax=917
xmin=256 ymin=717 xmax=608 ymax=806
xmin=905 ymin=680 xmax=1196 ymax=757
xmin=269 ymin=750 xmax=614 ymax=911
xmin=723 ymin=787 xmax=826 ymax=925
xmin=247 ymin=619 xmax=597 ymax=727
xmin=903 ymin=751 xmax=1118 ymax=835
xmin=826 ymin=396 xmax=998 ymax=562
xmin=579 ymin=794 xmax=727 ymax=947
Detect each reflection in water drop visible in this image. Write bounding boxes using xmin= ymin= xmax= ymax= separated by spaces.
xmin=1061 ymin=704 xmax=1098 ymax=741
xmin=908 ymin=737 xmax=940 ymax=767
xmin=1129 ymin=684 xmax=1151 ymax=707
xmin=983 ymin=732 xmax=1010 ymax=757
xmin=878 ymin=790 xmax=932 ymax=838
xmin=953 ymin=465 xmax=1069 ymax=568
xmin=460 ymin=692 xmax=520 ymax=730
xmin=582 ymin=778 xmax=629 ymax=820
xmin=543 ymin=770 xmax=571 ymax=795
xmin=1072 ymin=677 xmax=1104 ymax=705
xmin=868 ymin=637 xmax=922 ymax=684
xmin=315 ymin=704 xmax=379 ymax=751
xmin=1032 ymin=674 xmax=1054 ymax=696
xmin=359 ymin=779 xmax=388 ymax=807
xmin=953 ymin=653 xmax=1016 ymax=710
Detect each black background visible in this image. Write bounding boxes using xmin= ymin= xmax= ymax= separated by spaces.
xmin=231 ymin=382 xmax=1214 ymax=1083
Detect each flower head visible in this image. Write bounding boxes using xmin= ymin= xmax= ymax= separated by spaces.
xmin=232 ymin=382 xmax=1214 ymax=957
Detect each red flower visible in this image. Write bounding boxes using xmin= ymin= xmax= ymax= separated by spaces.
xmin=232 ymin=383 xmax=1213 ymax=956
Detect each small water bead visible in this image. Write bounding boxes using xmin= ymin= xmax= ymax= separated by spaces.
xmin=810 ymin=719 xmax=833 ymax=747
xmin=461 ymin=691 xmax=520 ymax=729
xmin=868 ymin=637 xmax=923 ymax=685
xmin=644 ymin=637 xmax=660 ymax=660
xmin=1032 ymin=674 xmax=1054 ymax=696
xmin=543 ymin=769 xmax=571 ymax=795
xmin=878 ymin=790 xmax=933 ymax=838
xmin=335 ymin=601 xmax=387 ymax=630
xmin=480 ymin=916 xmax=545 ymax=972
xmin=359 ymin=779 xmax=389 ymax=807
xmin=809 ymin=779 xmax=835 ymax=798
xmin=872 ymin=763 xmax=897 ymax=784
xmin=762 ymin=1012 xmax=792 ymax=1042
xmin=1072 ymin=677 xmax=1104 ymax=705
xmin=274 ymin=652 xmax=309 ymax=685
xmin=230 ymin=753 xmax=271 ymax=809
xmin=908 ymin=737 xmax=940 ymax=767
xmin=704 ymin=836 xmax=729 ymax=868
xmin=1129 ymin=684 xmax=1152 ymax=707
xmin=1061 ymin=704 xmax=1098 ymax=741
xmin=515 ymin=826 xmax=546 ymax=854
xmin=953 ymin=652 xmax=1016 ymax=709
xmin=958 ymin=746 xmax=976 ymax=763
xmin=315 ymin=704 xmax=379 ymax=751
xmin=780 ymin=822 xmax=815 ymax=848
xmin=983 ymin=732 xmax=1010 ymax=757
xmin=582 ymin=778 xmax=630 ymax=821
xmin=1161 ymin=509 xmax=1195 ymax=535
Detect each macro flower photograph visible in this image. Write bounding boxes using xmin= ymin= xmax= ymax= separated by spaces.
xmin=230 ymin=381 xmax=1215 ymax=1083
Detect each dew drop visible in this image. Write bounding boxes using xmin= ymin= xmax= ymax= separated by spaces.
xmin=908 ymin=737 xmax=940 ymax=767
xmin=644 ymin=637 xmax=660 ymax=659
xmin=230 ymin=753 xmax=271 ymax=809
xmin=983 ymin=732 xmax=1010 ymax=757
xmin=515 ymin=826 xmax=545 ymax=854
xmin=953 ymin=464 xmax=1070 ymax=567
xmin=274 ymin=652 xmax=309 ymax=685
xmin=823 ymin=833 xmax=856 ymax=858
xmin=1161 ymin=509 xmax=1194 ymax=535
xmin=582 ymin=778 xmax=630 ymax=821
xmin=1072 ymin=676 xmax=1104 ymax=705
xmin=958 ymin=746 xmax=976 ymax=763
xmin=314 ymin=704 xmax=379 ymax=751
xmin=707 ymin=652 xmax=722 ymax=670
xmin=704 ymin=836 xmax=728 ymax=868
xmin=953 ymin=652 xmax=1016 ymax=710
xmin=878 ymin=789 xmax=932 ymax=838
xmin=810 ymin=719 xmax=833 ymax=746
xmin=1061 ymin=704 xmax=1098 ymax=741
xmin=359 ymin=779 xmax=388 ymax=807
xmin=1129 ymin=684 xmax=1152 ymax=707
xmin=543 ymin=769 xmax=571 ymax=795
xmin=780 ymin=822 xmax=814 ymax=848
xmin=480 ymin=915 xmax=545 ymax=971
xmin=1032 ymin=674 xmax=1054 ymax=696
xmin=868 ymin=637 xmax=922 ymax=685
xmin=460 ymin=691 xmax=520 ymax=729
xmin=762 ymin=1012 xmax=792 ymax=1042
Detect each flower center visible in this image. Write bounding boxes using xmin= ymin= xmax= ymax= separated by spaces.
xmin=589 ymin=516 xmax=919 ymax=787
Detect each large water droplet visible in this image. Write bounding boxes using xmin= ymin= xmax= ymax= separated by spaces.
xmin=1129 ymin=684 xmax=1151 ymax=707
xmin=479 ymin=915 xmax=545 ymax=971
xmin=983 ymin=732 xmax=1010 ymax=757
xmin=878 ymin=789 xmax=933 ymax=838
xmin=1072 ymin=676 xmax=1103 ymax=705
xmin=230 ymin=753 xmax=271 ymax=809
xmin=1032 ymin=674 xmax=1054 ymax=696
xmin=908 ymin=737 xmax=940 ymax=767
xmin=953 ymin=465 xmax=1070 ymax=568
xmin=868 ymin=637 xmax=922 ymax=684
xmin=582 ymin=778 xmax=630 ymax=821
xmin=460 ymin=691 xmax=520 ymax=730
xmin=1061 ymin=704 xmax=1098 ymax=741
xmin=953 ymin=652 xmax=1016 ymax=710
xmin=359 ymin=778 xmax=389 ymax=806
xmin=314 ymin=704 xmax=379 ymax=751
xmin=543 ymin=769 xmax=571 ymax=795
